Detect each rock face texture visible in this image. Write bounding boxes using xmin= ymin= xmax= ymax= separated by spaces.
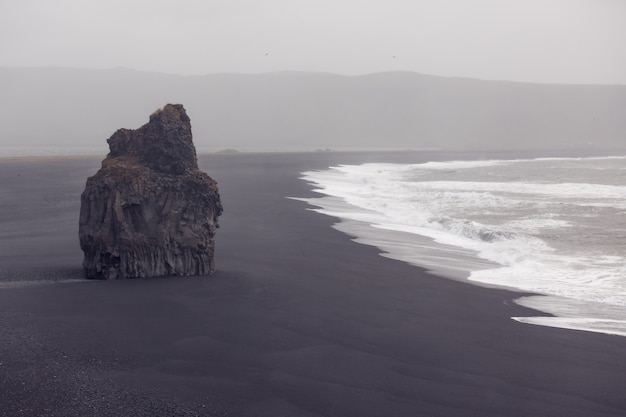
xmin=79 ymin=104 xmax=222 ymax=279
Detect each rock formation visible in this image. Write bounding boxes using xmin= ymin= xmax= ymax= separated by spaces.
xmin=79 ymin=104 xmax=222 ymax=279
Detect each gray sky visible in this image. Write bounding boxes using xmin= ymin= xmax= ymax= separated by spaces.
xmin=1 ymin=0 xmax=625 ymax=84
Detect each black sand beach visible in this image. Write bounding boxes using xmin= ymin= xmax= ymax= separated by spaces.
xmin=1 ymin=152 xmax=625 ymax=417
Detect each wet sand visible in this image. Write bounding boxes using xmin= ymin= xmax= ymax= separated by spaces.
xmin=1 ymin=151 xmax=625 ymax=416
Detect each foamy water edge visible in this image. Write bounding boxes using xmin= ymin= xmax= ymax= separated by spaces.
xmin=295 ymin=156 xmax=626 ymax=337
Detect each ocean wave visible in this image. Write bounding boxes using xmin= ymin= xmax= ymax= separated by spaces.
xmin=298 ymin=155 xmax=626 ymax=337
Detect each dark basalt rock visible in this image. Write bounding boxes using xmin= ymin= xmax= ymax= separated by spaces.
xmin=79 ymin=104 xmax=222 ymax=279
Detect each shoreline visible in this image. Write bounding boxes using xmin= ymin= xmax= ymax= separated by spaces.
xmin=1 ymin=151 xmax=625 ymax=416
xmin=298 ymin=153 xmax=626 ymax=338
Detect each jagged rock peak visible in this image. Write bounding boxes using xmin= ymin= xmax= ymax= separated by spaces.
xmin=79 ymin=104 xmax=222 ymax=279
xmin=107 ymin=103 xmax=198 ymax=175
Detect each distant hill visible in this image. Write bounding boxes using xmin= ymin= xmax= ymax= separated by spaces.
xmin=1 ymin=67 xmax=625 ymax=152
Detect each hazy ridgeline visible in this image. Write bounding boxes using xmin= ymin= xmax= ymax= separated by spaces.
xmin=1 ymin=67 xmax=625 ymax=152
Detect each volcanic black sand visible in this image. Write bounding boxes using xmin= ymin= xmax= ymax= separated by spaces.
xmin=1 ymin=151 xmax=625 ymax=417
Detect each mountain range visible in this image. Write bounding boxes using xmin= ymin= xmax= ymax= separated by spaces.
xmin=1 ymin=67 xmax=624 ymax=152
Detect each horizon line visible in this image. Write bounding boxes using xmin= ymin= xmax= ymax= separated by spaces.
xmin=1 ymin=65 xmax=625 ymax=87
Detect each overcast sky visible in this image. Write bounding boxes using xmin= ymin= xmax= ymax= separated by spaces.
xmin=1 ymin=0 xmax=625 ymax=84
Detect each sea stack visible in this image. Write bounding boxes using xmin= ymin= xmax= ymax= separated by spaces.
xmin=79 ymin=104 xmax=223 ymax=279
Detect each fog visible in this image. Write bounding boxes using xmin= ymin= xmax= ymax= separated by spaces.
xmin=1 ymin=1 xmax=625 ymax=153
xmin=1 ymin=0 xmax=625 ymax=84
xmin=1 ymin=68 xmax=624 ymax=153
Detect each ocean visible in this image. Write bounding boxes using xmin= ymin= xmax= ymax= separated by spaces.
xmin=299 ymin=156 xmax=626 ymax=337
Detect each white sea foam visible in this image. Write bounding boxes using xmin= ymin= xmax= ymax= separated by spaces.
xmin=298 ymin=156 xmax=626 ymax=337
